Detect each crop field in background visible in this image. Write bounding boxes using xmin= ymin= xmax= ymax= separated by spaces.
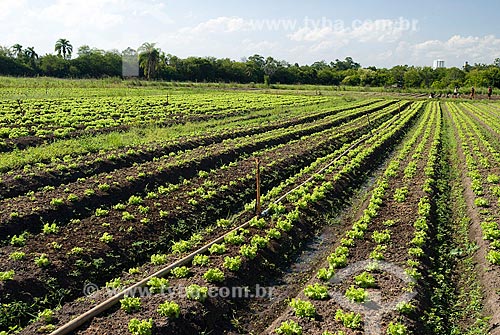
xmin=0 ymin=79 xmax=499 ymax=335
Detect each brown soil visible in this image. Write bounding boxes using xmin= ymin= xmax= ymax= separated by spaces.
xmin=18 ymin=101 xmax=420 ymax=335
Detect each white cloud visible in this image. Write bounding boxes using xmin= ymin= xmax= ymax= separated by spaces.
xmin=289 ymin=27 xmax=334 ymax=42
xmin=0 ymin=0 xmax=27 ymax=19
xmin=37 ymin=0 xmax=124 ymax=29
xmin=181 ymin=16 xmax=251 ymax=34
xmin=242 ymin=39 xmax=277 ymax=53
xmin=396 ymin=35 xmax=500 ymax=66
xmin=288 ymin=18 xmax=415 ymax=44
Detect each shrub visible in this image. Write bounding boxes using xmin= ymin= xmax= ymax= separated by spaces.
xmin=223 ymin=256 xmax=242 ymax=271
xmin=157 ymin=301 xmax=180 ymax=318
xmin=99 ymin=232 xmax=114 ymax=243
xmin=304 ymin=283 xmax=329 ymax=300
xmin=122 ymin=211 xmax=135 ymax=221
xmin=317 ymin=267 xmax=334 ymax=281
xmin=240 ymin=244 xmax=258 ymax=259
xmin=0 ymin=270 xmax=15 ymax=281
xmin=354 ymin=271 xmax=376 ymax=288
xmin=250 ymin=235 xmax=269 ymax=248
xmin=185 ymin=284 xmax=209 ymax=302
xmin=386 ymin=322 xmax=408 ymax=335
xmin=474 ymin=198 xmax=489 ymax=208
xmin=208 ymin=243 xmax=226 ymax=254
xmin=289 ymin=298 xmax=316 ymax=318
xmin=120 ymin=296 xmax=142 ymax=313
xmin=203 ymin=268 xmax=225 ymax=283
xmin=171 ymin=266 xmax=190 ymax=278
xmin=38 ymin=309 xmax=53 ymax=323
xmin=335 ymin=309 xmax=362 ymax=329
xmin=42 ymin=223 xmax=59 ymax=234
xmin=95 ymin=208 xmax=109 ymax=217
xmin=345 ymin=286 xmax=367 ymax=303
xmin=128 ymin=318 xmax=153 ymax=335
xmin=171 ymin=240 xmax=191 ymax=254
xmin=150 ymin=254 xmax=167 ymax=265
xmin=274 ymin=320 xmax=302 ymax=335
xmin=9 ymin=251 xmax=26 ymax=260
xmin=147 ymin=277 xmax=169 ymax=294
xmin=35 ymin=254 xmax=50 ymax=267
xmin=372 ymin=230 xmax=391 ymax=244
xmin=10 ymin=232 xmax=29 ymax=246
xmin=128 ymin=195 xmax=143 ymax=205
xmin=192 ymin=254 xmax=210 ymax=266
xmin=50 ymin=198 xmax=64 ymax=207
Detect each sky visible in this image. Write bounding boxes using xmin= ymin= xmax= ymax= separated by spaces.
xmin=1 ymin=0 xmax=500 ymax=68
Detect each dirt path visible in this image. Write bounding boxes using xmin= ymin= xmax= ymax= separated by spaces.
xmin=443 ymin=102 xmax=500 ymax=334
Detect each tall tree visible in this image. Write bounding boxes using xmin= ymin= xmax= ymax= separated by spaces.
xmin=138 ymin=42 xmax=159 ymax=80
xmin=24 ymin=47 xmax=38 ymax=60
xmin=11 ymin=44 xmax=23 ymax=58
xmin=55 ymin=38 xmax=73 ymax=60
xmin=24 ymin=47 xmax=38 ymax=68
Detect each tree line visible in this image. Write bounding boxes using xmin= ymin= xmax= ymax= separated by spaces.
xmin=1 ymin=39 xmax=500 ymax=89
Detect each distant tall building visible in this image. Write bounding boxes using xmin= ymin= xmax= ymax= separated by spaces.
xmin=433 ymin=59 xmax=445 ymax=69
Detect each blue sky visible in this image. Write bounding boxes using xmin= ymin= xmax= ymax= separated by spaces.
xmin=1 ymin=0 xmax=500 ymax=68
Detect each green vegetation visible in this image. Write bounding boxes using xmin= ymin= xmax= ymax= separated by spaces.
xmin=303 ymin=283 xmax=329 ymax=300
xmin=128 ymin=318 xmax=153 ymax=335
xmin=147 ymin=277 xmax=169 ymax=294
xmin=185 ymin=284 xmax=209 ymax=302
xmin=289 ymin=298 xmax=316 ymax=318
xmin=0 ymin=270 xmax=15 ymax=281
xmin=223 ymin=256 xmax=242 ymax=271
xmin=157 ymin=301 xmax=180 ymax=319
xmin=120 ymin=296 xmax=142 ymax=313
xmin=274 ymin=320 xmax=303 ymax=335
xmin=335 ymin=309 xmax=362 ymax=329
xmin=171 ymin=266 xmax=190 ymax=278
xmin=203 ymin=268 xmax=225 ymax=283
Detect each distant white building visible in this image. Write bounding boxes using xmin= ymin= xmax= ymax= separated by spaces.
xmin=433 ymin=59 xmax=445 ymax=69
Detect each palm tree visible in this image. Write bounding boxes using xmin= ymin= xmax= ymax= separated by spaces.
xmin=11 ymin=44 xmax=23 ymax=58
xmin=24 ymin=47 xmax=38 ymax=60
xmin=55 ymin=38 xmax=73 ymax=60
xmin=24 ymin=47 xmax=38 ymax=68
xmin=138 ymin=42 xmax=160 ymax=80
